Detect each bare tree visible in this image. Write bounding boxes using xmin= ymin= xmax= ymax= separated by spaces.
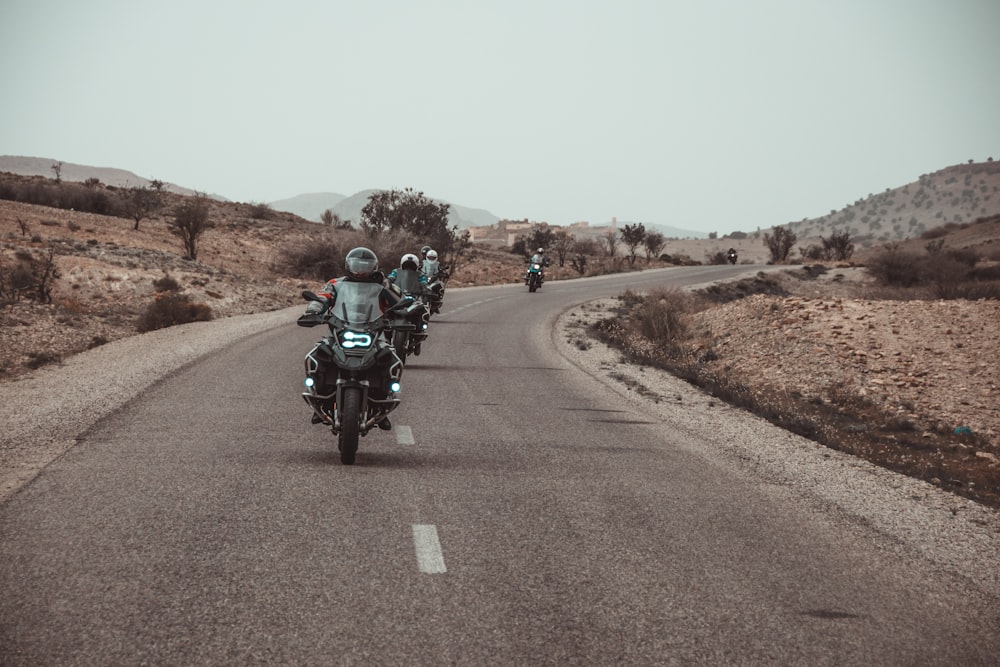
xmin=169 ymin=196 xmax=214 ymax=260
xmin=600 ymin=229 xmax=620 ymax=258
xmin=51 ymin=161 xmax=63 ymax=183
xmin=551 ymin=229 xmax=574 ymax=267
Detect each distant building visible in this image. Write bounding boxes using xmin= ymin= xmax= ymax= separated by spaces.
xmin=468 ymin=217 xmax=619 ymax=247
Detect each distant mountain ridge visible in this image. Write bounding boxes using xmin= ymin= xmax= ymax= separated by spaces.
xmin=0 ymin=155 xmax=209 ymax=198
xmin=268 ymin=189 xmax=502 ymax=230
xmin=5 ymin=155 xmax=998 ymax=244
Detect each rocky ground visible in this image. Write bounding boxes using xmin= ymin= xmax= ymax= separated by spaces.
xmin=561 ymin=266 xmax=1000 ymax=508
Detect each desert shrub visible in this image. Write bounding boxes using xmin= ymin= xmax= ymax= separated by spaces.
xmin=969 ymin=264 xmax=1000 ymax=281
xmin=137 ymin=293 xmax=213 ymax=332
xmin=153 ymin=274 xmax=181 ymax=292
xmin=697 ymin=272 xmax=789 ymax=303
xmin=248 ymin=202 xmax=274 ymax=220
xmin=705 ymin=250 xmax=728 ymax=265
xmin=630 ymin=287 xmax=692 ymax=348
xmin=800 ymin=244 xmax=826 ymax=260
xmin=866 ymin=245 xmax=924 ymax=287
xmin=0 ymin=247 xmax=61 ymax=304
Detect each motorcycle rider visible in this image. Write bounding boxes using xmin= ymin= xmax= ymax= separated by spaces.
xmin=420 ymin=248 xmax=441 ymax=281
xmin=297 ymin=246 xmax=404 ymax=429
xmin=419 ymin=248 xmax=449 ymax=314
xmin=525 ymin=247 xmax=550 ymax=285
xmin=298 ymin=247 xmax=403 ymax=321
xmin=387 ymin=253 xmax=429 ymax=295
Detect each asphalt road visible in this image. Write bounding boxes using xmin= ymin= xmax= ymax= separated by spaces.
xmin=2 ymin=265 xmax=998 ymax=665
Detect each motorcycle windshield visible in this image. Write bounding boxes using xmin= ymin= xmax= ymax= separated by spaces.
xmin=332 ymin=281 xmax=385 ymax=326
xmin=394 ymin=269 xmax=425 ymax=295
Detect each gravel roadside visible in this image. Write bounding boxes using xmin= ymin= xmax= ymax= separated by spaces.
xmin=553 ymin=298 xmax=1000 ymax=599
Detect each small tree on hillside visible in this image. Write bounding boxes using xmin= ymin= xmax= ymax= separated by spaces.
xmin=169 ymin=195 xmax=213 ymax=260
xmin=643 ymin=231 xmax=666 ymax=263
xmin=122 ymin=186 xmax=162 ymax=230
xmin=620 ymin=223 xmax=646 ymax=265
xmin=763 ymin=225 xmax=797 ymax=262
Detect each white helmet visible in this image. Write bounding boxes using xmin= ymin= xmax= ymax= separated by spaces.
xmin=400 ymin=253 xmax=419 ymax=270
xmin=426 ymin=249 xmax=438 ymax=260
xmin=536 ymin=248 xmax=544 ymax=253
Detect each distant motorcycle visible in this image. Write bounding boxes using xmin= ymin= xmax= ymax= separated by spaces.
xmin=727 ymin=248 xmax=738 ymax=265
xmin=298 ymin=287 xmax=415 ymax=465
xmin=525 ymin=262 xmax=544 ymax=292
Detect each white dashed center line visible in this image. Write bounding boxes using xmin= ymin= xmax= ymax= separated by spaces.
xmin=396 ymin=425 xmax=415 ymax=445
xmin=412 ymin=524 xmax=447 ymax=574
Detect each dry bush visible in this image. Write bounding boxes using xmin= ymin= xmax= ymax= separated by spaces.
xmin=152 ymin=274 xmax=181 ymax=292
xmin=137 ymin=293 xmax=213 ymax=333
xmin=867 ymin=244 xmax=999 ymax=299
xmin=631 ymin=287 xmax=692 ymax=345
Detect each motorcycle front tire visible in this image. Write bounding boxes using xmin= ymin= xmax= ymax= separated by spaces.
xmin=338 ymin=386 xmax=362 ymax=465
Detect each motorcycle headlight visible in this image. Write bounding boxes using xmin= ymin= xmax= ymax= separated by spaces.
xmin=390 ymin=381 xmax=401 ymax=393
xmin=532 ymin=263 xmax=541 ymax=269
xmin=304 ymin=376 xmax=315 ymax=388
xmin=341 ymin=330 xmax=373 ymax=348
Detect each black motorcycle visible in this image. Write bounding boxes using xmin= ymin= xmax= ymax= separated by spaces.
xmin=387 ymin=270 xmax=432 ymax=364
xmin=298 ymin=285 xmax=415 ymax=465
xmin=425 ymin=266 xmax=449 ymax=315
xmin=727 ymin=249 xmax=738 ymax=265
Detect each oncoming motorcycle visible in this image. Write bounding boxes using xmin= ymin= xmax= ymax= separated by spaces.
xmin=298 ymin=286 xmax=415 ymax=465
xmin=525 ymin=261 xmax=544 ymax=292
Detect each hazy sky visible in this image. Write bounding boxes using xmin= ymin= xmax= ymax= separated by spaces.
xmin=2 ymin=0 xmax=998 ymax=234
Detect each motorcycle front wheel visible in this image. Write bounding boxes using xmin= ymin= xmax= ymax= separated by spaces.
xmin=338 ymin=386 xmax=362 ymax=465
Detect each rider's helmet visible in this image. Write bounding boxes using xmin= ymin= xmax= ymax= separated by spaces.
xmin=345 ymin=247 xmax=378 ymax=280
xmin=426 ymin=249 xmax=438 ymax=261
xmin=537 ymin=248 xmax=544 ymax=254
xmin=420 ymin=245 xmax=432 ymax=258
xmin=400 ymin=253 xmax=419 ymax=271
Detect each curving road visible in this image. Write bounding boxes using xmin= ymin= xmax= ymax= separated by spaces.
xmin=2 ymin=265 xmax=998 ymax=664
